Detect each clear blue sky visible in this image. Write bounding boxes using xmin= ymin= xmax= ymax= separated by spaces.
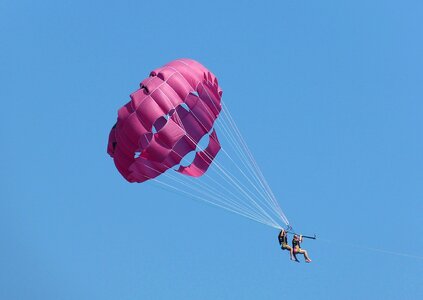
xmin=1 ymin=0 xmax=422 ymax=299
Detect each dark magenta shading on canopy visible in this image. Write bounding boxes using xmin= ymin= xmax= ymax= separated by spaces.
xmin=107 ymin=59 xmax=223 ymax=183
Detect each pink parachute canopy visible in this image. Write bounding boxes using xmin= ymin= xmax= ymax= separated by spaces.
xmin=107 ymin=59 xmax=223 ymax=183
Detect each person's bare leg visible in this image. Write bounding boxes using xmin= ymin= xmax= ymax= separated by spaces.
xmin=303 ymin=250 xmax=312 ymax=262
xmin=297 ymin=249 xmax=311 ymax=262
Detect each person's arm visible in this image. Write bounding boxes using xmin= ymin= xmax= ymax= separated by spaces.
xmin=300 ymin=235 xmax=303 ymax=242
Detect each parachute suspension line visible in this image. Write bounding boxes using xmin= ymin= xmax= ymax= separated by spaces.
xmin=146 ymin=84 xmax=283 ymax=228
xmin=177 ymin=169 xmax=271 ymax=223
xmin=145 ymin=66 xmax=287 ymax=228
xmin=191 ymin=81 xmax=288 ymax=226
xmin=110 ymin=60 xmax=288 ymax=229
xmin=199 ymin=171 xmax=271 ymax=220
xmin=170 ymin=102 xmax=282 ymax=228
xmin=219 ymin=101 xmax=289 ymax=225
xmin=217 ymin=110 xmax=278 ymax=210
xmin=215 ymin=104 xmax=288 ymax=226
xmin=319 ymin=238 xmax=423 ymax=260
xmin=143 ymin=162 xmax=280 ymax=228
xmin=164 ymin=94 xmax=279 ymax=225
xmin=154 ymin=175 xmax=279 ymax=228
xmin=176 ymin=128 xmax=281 ymax=227
xmin=152 ymin=178 xmax=280 ymax=228
xmin=214 ymin=116 xmax=286 ymax=224
xmin=168 ymin=66 xmax=283 ymax=219
xmin=161 ymin=92 xmax=283 ymax=228
xmin=187 ymin=85 xmax=287 ymax=226
xmin=190 ymin=97 xmax=284 ymax=223
xmin=158 ymin=164 xmax=275 ymax=226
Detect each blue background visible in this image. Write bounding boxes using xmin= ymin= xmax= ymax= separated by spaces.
xmin=1 ymin=0 xmax=422 ymax=299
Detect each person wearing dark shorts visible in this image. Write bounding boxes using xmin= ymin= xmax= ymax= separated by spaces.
xmin=278 ymin=229 xmax=298 ymax=261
